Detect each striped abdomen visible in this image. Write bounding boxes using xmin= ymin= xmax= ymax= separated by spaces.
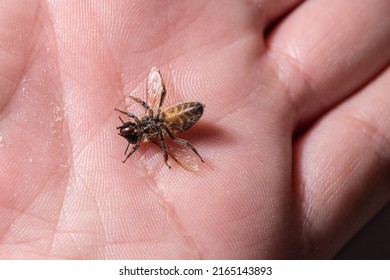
xmin=161 ymin=102 xmax=204 ymax=135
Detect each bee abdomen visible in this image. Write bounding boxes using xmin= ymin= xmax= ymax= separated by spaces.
xmin=162 ymin=102 xmax=204 ymax=134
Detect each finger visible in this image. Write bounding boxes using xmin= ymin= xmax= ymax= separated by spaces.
xmin=294 ymin=65 xmax=390 ymax=258
xmin=266 ymin=0 xmax=390 ymax=127
xmin=255 ymin=0 xmax=304 ymax=28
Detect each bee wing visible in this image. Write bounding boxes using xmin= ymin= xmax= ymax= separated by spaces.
xmin=153 ymin=138 xmax=201 ymax=172
xmin=146 ymin=67 xmax=166 ymax=111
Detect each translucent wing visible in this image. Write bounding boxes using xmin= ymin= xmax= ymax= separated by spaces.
xmin=146 ymin=67 xmax=166 ymax=112
xmin=153 ymin=138 xmax=202 ymax=172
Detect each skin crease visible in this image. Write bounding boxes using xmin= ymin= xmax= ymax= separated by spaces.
xmin=0 ymin=0 xmax=389 ymax=259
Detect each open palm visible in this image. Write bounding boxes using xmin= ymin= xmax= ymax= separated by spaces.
xmin=1 ymin=0 xmax=389 ymax=259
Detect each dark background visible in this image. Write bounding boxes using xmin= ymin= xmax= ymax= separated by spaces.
xmin=334 ymin=203 xmax=390 ymax=259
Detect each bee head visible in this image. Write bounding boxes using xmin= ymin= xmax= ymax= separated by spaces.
xmin=117 ymin=121 xmax=139 ymax=144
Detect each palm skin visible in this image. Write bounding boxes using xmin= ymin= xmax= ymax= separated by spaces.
xmin=0 ymin=0 xmax=389 ymax=259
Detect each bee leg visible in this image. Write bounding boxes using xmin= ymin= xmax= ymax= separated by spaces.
xmin=157 ymin=129 xmax=171 ymax=169
xmin=162 ymin=126 xmax=204 ymax=162
xmin=129 ymin=96 xmax=153 ymax=117
xmin=129 ymin=96 xmax=150 ymax=110
xmin=122 ymin=139 xmax=140 ymax=163
xmin=124 ymin=141 xmax=130 ymax=155
xmin=115 ymin=109 xmax=141 ymax=124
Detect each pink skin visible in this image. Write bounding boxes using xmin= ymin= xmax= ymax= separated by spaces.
xmin=0 ymin=0 xmax=389 ymax=259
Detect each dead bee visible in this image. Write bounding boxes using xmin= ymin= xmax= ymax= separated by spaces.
xmin=115 ymin=67 xmax=205 ymax=171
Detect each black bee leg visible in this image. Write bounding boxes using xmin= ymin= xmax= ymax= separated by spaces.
xmin=115 ymin=108 xmax=141 ymax=124
xmin=129 ymin=96 xmax=153 ymax=117
xmin=129 ymin=96 xmax=150 ymax=110
xmin=162 ymin=126 xmax=204 ymax=162
xmin=122 ymin=138 xmax=141 ymax=163
xmin=157 ymin=129 xmax=171 ymax=168
xmin=124 ymin=142 xmax=130 ymax=155
xmin=115 ymin=108 xmax=130 ymax=115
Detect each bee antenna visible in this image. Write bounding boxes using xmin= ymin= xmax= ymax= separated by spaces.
xmin=118 ymin=116 xmax=125 ymax=124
